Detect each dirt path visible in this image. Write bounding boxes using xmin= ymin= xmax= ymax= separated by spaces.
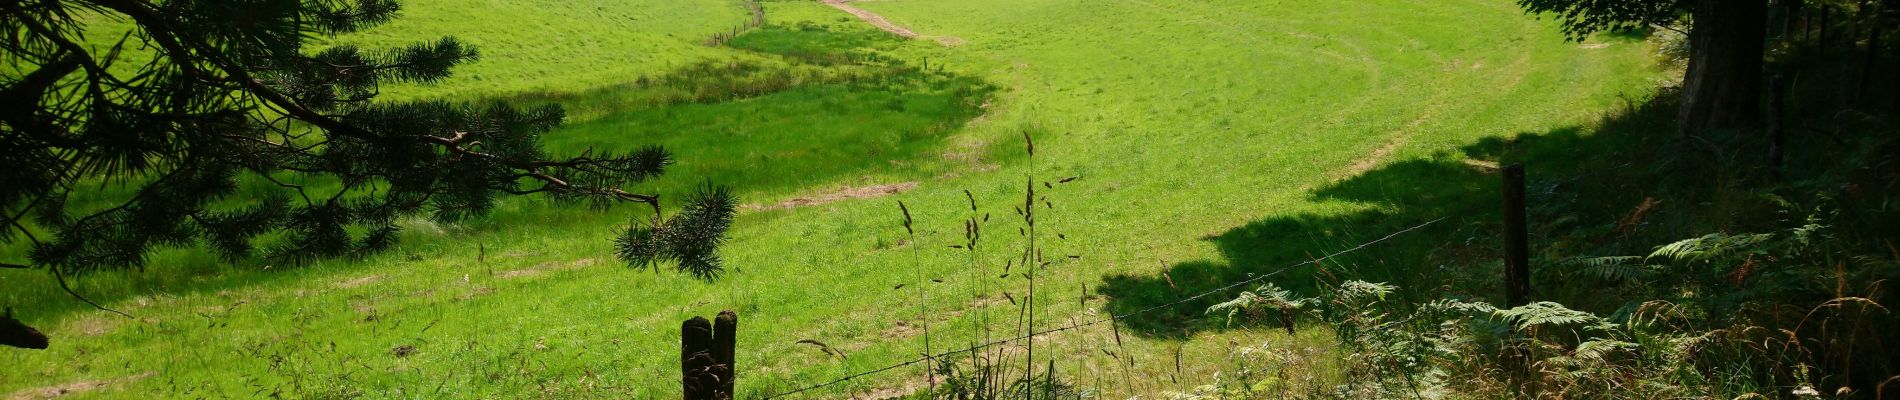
xmin=740 ymin=182 xmax=918 ymax=212
xmin=1329 ymin=54 xmax=1532 ymax=182
xmin=7 ymin=372 xmax=153 ymax=399
xmin=822 ymin=0 xmax=964 ymax=46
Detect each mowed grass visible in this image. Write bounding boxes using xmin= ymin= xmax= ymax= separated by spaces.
xmin=0 ymin=0 xmax=1662 ymax=398
xmin=32 ymin=0 xmax=755 ymax=100
xmin=328 ymin=0 xmax=758 ymax=100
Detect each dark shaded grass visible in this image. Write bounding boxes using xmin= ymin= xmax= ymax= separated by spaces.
xmin=540 ymin=71 xmax=992 ymax=203
xmin=1100 ymin=86 xmax=1897 ymax=339
xmin=727 ymin=22 xmax=906 ymax=66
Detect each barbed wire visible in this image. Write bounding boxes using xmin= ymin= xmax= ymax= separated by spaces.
xmin=760 ymin=217 xmax=1446 ymax=399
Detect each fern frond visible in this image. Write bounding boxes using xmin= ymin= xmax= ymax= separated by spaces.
xmin=1207 ymin=291 xmax=1262 ymax=325
xmin=1647 ymin=233 xmax=1773 ymax=263
xmin=1206 ymin=283 xmax=1308 ymax=326
xmin=1494 ymin=301 xmax=1601 ymax=330
xmin=1335 ymin=280 xmax=1396 ymax=306
xmin=1566 ymin=255 xmax=1654 ymax=281
xmin=1574 ymin=339 xmax=1638 ymax=361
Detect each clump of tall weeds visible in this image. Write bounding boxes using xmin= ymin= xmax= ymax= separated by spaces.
xmin=893 ymin=130 xmax=1096 ymax=400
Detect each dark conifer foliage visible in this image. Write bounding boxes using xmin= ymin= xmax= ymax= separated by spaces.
xmin=0 ymin=0 xmax=734 ymax=281
xmin=615 ymin=185 xmax=735 ymax=280
xmin=1516 ymin=0 xmax=1685 ymax=41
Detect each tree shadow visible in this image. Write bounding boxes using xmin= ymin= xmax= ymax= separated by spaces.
xmin=1097 ymin=98 xmax=1678 ymax=338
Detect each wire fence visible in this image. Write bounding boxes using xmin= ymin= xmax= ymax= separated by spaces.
xmin=760 ymin=217 xmax=1446 ymax=399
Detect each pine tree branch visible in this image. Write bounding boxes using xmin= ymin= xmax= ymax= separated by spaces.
xmin=82 ymin=0 xmax=206 ymax=81
xmin=5 ymin=189 xmax=59 ymax=240
xmin=93 ymin=0 xmax=394 ymax=145
xmin=3 ymin=185 xmax=137 ymax=317
xmin=6 ymin=0 xmax=715 ymax=279
xmin=98 ymin=0 xmax=662 ymax=208
xmin=62 ymin=161 xmax=193 ymax=232
xmin=52 ymin=262 xmax=132 ymax=318
xmin=0 ymin=4 xmax=111 ymax=149
xmin=249 ymin=169 xmax=315 ymax=206
xmin=424 ymin=136 xmax=664 ymax=204
xmin=0 ymin=53 xmax=82 ymax=141
xmin=2 ymin=3 xmax=112 ymax=80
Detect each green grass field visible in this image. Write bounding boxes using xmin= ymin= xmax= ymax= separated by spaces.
xmin=0 ymin=0 xmax=1662 ymax=397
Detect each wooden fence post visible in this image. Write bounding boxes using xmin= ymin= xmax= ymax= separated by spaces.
xmin=1 ymin=308 xmax=50 ymax=349
xmin=1502 ymin=164 xmax=1532 ymax=307
xmin=682 ymin=317 xmax=715 ymax=400
xmin=684 ymin=311 xmax=738 ymax=400
xmin=712 ymin=311 xmax=738 ymax=399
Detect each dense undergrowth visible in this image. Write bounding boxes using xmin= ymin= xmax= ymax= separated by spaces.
xmin=1182 ymin=40 xmax=1900 ymax=399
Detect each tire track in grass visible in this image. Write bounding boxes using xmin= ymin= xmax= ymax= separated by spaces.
xmin=739 ymin=182 xmax=919 ymax=212
xmin=822 ymin=0 xmax=965 ymax=46
xmin=1117 ymin=0 xmax=1415 ymax=179
xmin=1123 ymin=0 xmax=1362 ymax=66
xmin=1328 ymin=52 xmax=1534 ymax=182
xmin=1141 ymin=0 xmax=1540 ymax=184
xmin=1116 ymin=0 xmax=1542 ymax=184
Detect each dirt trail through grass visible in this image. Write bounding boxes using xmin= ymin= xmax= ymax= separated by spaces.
xmin=822 ymin=0 xmax=964 ymax=46
xmin=7 ymin=372 xmax=153 ymax=399
xmin=740 ymin=182 xmax=919 ymax=212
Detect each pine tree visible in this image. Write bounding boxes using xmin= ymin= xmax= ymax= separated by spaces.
xmin=1 ymin=0 xmax=736 ymax=310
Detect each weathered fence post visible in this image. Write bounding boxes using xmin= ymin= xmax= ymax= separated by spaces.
xmin=1 ymin=308 xmax=50 ymax=349
xmin=1499 ymin=164 xmax=1537 ymax=395
xmin=712 ymin=311 xmax=738 ymax=398
xmin=682 ymin=317 xmax=715 ymax=400
xmin=1502 ymin=164 xmax=1531 ymax=307
xmin=683 ymin=311 xmax=738 ymax=400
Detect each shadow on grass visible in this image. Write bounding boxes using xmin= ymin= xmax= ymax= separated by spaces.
xmin=1097 ymin=95 xmax=1681 ymax=338
xmin=536 ymin=64 xmax=996 ymax=208
xmin=494 ymin=21 xmax=1002 ymax=208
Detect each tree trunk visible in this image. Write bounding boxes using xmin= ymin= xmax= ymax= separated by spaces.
xmin=1850 ymin=2 xmax=1885 ymax=108
xmin=1680 ymin=0 xmax=1770 ymax=136
xmin=1841 ymin=1 xmax=1871 ymax=108
xmin=1821 ymin=5 xmax=1833 ymax=49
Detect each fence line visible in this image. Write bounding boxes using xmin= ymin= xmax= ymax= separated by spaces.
xmin=705 ymin=0 xmax=765 ymax=47
xmin=760 ymin=217 xmax=1446 ymax=399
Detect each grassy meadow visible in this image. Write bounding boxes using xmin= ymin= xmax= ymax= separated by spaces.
xmin=1 ymin=0 xmax=1664 ymax=397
